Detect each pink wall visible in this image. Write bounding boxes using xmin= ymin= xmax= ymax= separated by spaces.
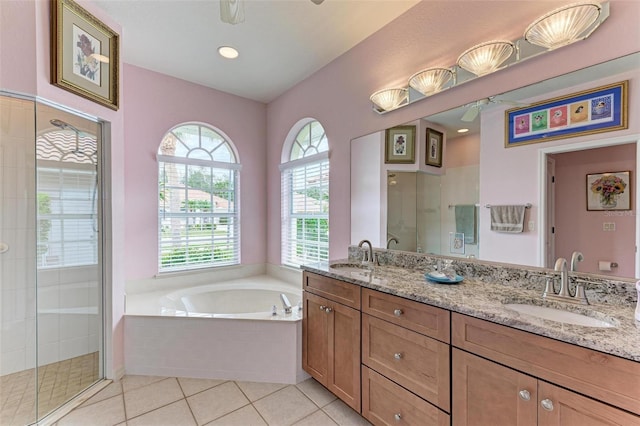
xmin=553 ymin=145 xmax=636 ymax=277
xmin=447 ymin=134 xmax=480 ymax=169
xmin=266 ymin=0 xmax=640 ymax=264
xmin=1 ymin=0 xmax=125 ymax=378
xmin=122 ymin=65 xmax=267 ymax=281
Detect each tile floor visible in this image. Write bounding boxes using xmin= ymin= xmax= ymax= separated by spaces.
xmin=1 ymin=352 xmax=99 ymax=426
xmin=53 ymin=375 xmax=372 ymax=426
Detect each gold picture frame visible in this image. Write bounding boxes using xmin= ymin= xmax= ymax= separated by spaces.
xmin=505 ymin=81 xmax=628 ymax=147
xmin=51 ymin=0 xmax=119 ymax=110
xmin=385 ymin=125 xmax=416 ymax=164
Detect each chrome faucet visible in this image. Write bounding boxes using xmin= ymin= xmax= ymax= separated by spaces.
xmin=280 ymin=293 xmax=292 ymax=314
xmin=386 ymin=237 xmax=399 ymax=248
xmin=554 ymin=257 xmax=571 ymax=298
xmin=542 ymin=257 xmax=588 ymax=305
xmin=570 ymin=251 xmax=584 ymax=272
xmin=358 ymin=239 xmax=375 ymax=265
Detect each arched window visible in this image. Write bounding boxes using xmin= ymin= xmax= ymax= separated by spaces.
xmin=280 ymin=120 xmax=329 ymax=267
xmin=158 ymin=123 xmax=240 ymax=272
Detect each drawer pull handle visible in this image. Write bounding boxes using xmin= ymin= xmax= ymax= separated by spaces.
xmin=325 ymin=307 xmax=333 ymax=313
xmin=540 ymin=399 xmax=554 ymax=411
xmin=394 ymin=413 xmax=402 ymax=421
xmin=518 ymin=390 xmax=531 ymax=401
xmin=394 ymin=352 xmax=403 ymax=360
xmin=393 ymin=309 xmax=403 ymax=317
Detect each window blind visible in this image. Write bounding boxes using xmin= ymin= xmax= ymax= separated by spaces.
xmin=281 ymin=158 xmax=329 ymax=267
xmin=158 ymin=162 xmax=239 ymax=272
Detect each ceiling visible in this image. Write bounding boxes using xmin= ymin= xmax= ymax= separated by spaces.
xmin=93 ymin=0 xmax=420 ymax=103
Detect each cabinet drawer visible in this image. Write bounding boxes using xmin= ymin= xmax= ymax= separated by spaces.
xmin=362 ymin=288 xmax=449 ymax=343
xmin=304 ymin=272 xmax=360 ymax=309
xmin=362 ymin=366 xmax=449 ymax=426
xmin=363 ymin=314 xmax=450 ymax=411
xmin=452 ymin=312 xmax=640 ymax=415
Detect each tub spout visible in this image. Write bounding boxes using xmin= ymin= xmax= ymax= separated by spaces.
xmin=280 ymin=294 xmax=292 ymax=314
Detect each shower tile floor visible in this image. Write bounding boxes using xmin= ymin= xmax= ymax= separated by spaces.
xmin=0 ymin=352 xmax=99 ymax=426
xmin=52 ymin=375 xmax=372 ymax=426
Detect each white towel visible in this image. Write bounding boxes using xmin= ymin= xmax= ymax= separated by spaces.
xmin=490 ymin=205 xmax=526 ymax=233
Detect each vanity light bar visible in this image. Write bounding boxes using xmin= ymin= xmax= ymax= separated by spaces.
xmin=371 ymin=1 xmax=609 ymax=114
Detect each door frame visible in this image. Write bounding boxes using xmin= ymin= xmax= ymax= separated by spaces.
xmin=537 ymin=134 xmax=640 ymax=276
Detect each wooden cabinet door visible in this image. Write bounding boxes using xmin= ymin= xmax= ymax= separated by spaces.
xmin=537 ymin=381 xmax=640 ymax=426
xmin=453 ymin=349 xmax=537 ymax=426
xmin=328 ymin=299 xmax=361 ymax=412
xmin=302 ymin=291 xmax=329 ymax=385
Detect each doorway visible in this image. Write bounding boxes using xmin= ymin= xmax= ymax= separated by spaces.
xmin=540 ymin=136 xmax=640 ymax=278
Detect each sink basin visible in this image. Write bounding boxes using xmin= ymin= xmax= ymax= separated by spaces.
xmin=504 ymin=304 xmax=617 ymax=328
xmin=329 ymin=263 xmax=372 ymax=273
xmin=328 ymin=263 xmax=387 ymax=285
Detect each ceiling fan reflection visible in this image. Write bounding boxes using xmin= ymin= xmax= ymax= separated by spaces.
xmin=461 ymin=97 xmax=529 ymax=122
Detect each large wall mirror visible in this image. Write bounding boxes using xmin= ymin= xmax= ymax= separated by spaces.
xmin=351 ymin=52 xmax=640 ymax=280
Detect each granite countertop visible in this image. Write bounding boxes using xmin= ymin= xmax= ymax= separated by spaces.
xmin=302 ymin=260 xmax=640 ymax=362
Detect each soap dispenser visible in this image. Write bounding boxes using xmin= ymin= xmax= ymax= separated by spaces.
xmin=635 ymin=281 xmax=640 ymax=321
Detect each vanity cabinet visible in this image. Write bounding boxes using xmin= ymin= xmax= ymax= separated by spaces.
xmin=361 ymin=288 xmax=451 ymax=425
xmin=452 ymin=313 xmax=640 ymax=425
xmin=302 ymin=272 xmax=361 ymax=411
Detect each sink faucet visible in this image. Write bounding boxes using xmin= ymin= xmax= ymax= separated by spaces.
xmin=358 ymin=239 xmax=375 ymax=265
xmin=570 ymin=251 xmax=584 ymax=271
xmin=554 ymin=257 xmax=571 ymax=298
xmin=386 ymin=237 xmax=399 ymax=248
xmin=542 ymin=257 xmax=588 ymax=305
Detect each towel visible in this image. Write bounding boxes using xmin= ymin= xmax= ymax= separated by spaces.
xmin=454 ymin=205 xmax=477 ymax=244
xmin=490 ymin=205 xmax=526 ymax=233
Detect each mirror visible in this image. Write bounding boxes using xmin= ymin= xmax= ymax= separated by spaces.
xmin=351 ymin=52 xmax=640 ymax=279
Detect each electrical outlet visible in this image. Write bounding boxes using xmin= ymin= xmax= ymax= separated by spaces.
xmin=603 ymin=222 xmax=616 ymax=231
xmin=528 ymin=220 xmax=535 ymax=231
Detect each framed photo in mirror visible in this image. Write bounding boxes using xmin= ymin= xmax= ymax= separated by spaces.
xmin=426 ymin=128 xmax=443 ymax=167
xmin=586 ymin=171 xmax=631 ymax=211
xmin=385 ymin=125 xmax=415 ymax=164
xmin=506 ymin=81 xmax=627 ymax=147
xmin=51 ymin=0 xmax=119 ymax=110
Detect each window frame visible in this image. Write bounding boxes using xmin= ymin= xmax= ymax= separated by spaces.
xmin=280 ymin=119 xmax=330 ymax=268
xmin=157 ymin=123 xmax=241 ymax=273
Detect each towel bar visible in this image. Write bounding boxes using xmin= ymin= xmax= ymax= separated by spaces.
xmin=485 ymin=203 xmax=532 ymax=209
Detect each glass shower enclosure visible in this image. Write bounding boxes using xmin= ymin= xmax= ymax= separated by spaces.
xmin=0 ymin=94 xmax=105 ymax=425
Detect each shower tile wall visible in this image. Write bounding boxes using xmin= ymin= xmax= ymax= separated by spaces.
xmin=0 ymin=96 xmax=37 ymax=376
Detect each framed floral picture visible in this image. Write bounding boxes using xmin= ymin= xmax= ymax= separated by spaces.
xmin=385 ymin=125 xmax=415 ymax=164
xmin=51 ymin=0 xmax=119 ymax=110
xmin=586 ymin=171 xmax=631 ymax=211
xmin=426 ymin=128 xmax=443 ymax=167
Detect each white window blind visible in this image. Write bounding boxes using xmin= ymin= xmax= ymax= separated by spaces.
xmin=158 ymin=124 xmax=240 ymax=272
xmin=281 ymin=120 xmax=329 ymax=267
xmin=36 ymin=166 xmax=98 ymax=268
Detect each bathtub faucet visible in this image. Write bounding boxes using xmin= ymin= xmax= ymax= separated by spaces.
xmin=280 ymin=294 xmax=292 ymax=314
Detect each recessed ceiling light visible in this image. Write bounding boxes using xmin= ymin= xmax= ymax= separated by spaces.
xmin=218 ymin=46 xmax=239 ymax=59
xmin=457 ymin=128 xmax=470 ymax=133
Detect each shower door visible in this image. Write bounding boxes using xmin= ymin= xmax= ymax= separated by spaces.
xmin=0 ymin=94 xmax=105 ymax=425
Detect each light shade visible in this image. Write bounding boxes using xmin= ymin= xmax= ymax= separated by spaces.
xmin=525 ymin=2 xmax=601 ymax=50
xmin=408 ymin=67 xmax=453 ymax=96
xmin=370 ymin=88 xmax=408 ymax=111
xmin=457 ymin=40 xmax=514 ymax=76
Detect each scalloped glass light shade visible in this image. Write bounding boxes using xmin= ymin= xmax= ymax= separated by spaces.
xmin=457 ymin=40 xmax=515 ymax=76
xmin=370 ymin=88 xmax=408 ymax=111
xmin=408 ymin=68 xmax=453 ymax=96
xmin=525 ymin=2 xmax=601 ymax=50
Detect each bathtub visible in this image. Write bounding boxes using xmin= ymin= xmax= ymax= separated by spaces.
xmin=124 ymin=275 xmax=308 ymax=384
